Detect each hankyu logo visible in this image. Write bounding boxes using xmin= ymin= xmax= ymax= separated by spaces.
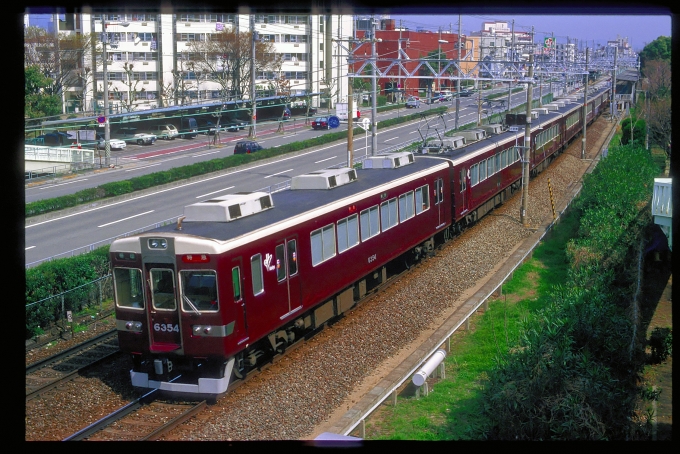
xmin=264 ymin=253 xmax=276 ymax=271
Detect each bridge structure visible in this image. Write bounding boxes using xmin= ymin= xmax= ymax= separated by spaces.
xmin=25 ymin=145 xmax=97 ymax=180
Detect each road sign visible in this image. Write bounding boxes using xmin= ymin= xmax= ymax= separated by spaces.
xmin=328 ymin=116 xmax=340 ymax=129
xmin=97 ymin=116 xmax=106 ymax=124
xmin=361 ymin=117 xmax=370 ymax=130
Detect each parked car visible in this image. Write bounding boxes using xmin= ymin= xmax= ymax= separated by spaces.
xmin=459 ymin=89 xmax=474 ymax=97
xmin=96 ymin=134 xmax=127 ymax=150
xmin=405 ymin=97 xmax=421 ymax=108
xmin=199 ymin=120 xmax=223 ymax=135
xmin=26 ymin=131 xmax=76 ymax=147
xmin=154 ymin=124 xmax=179 ymax=140
xmin=114 ymin=127 xmax=157 ymax=145
xmin=233 ymin=140 xmax=263 ymax=155
xmin=311 ymin=117 xmax=331 ymax=130
xmin=283 ymin=107 xmax=291 ymax=120
xmin=224 ymin=116 xmax=248 ymax=131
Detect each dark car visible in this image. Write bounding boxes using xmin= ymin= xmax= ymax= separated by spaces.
xmin=459 ymin=90 xmax=474 ymax=97
xmin=311 ymin=117 xmax=331 ymax=130
xmin=224 ymin=117 xmax=248 ymax=131
xmin=26 ymin=131 xmax=76 ymax=147
xmin=233 ymin=140 xmax=263 ymax=155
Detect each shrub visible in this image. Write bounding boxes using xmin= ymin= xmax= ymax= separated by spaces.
xmin=649 ymin=327 xmax=672 ymax=363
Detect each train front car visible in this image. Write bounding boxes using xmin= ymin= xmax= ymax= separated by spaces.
xmin=111 ymin=233 xmax=238 ymax=394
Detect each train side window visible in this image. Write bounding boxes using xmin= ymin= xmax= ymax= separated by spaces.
xmin=415 ymin=185 xmax=430 ymax=214
xmin=251 ymin=254 xmax=264 ymax=295
xmin=495 ymin=153 xmax=501 ymax=173
xmin=337 ymin=214 xmax=359 ymax=253
xmin=151 ymin=268 xmax=176 ymax=310
xmin=399 ymin=191 xmax=414 ymax=222
xmin=275 ymin=244 xmax=287 ymax=282
xmin=380 ymin=197 xmax=398 ymax=231
xmin=232 ymin=267 xmax=242 ymax=302
xmin=501 ymin=150 xmax=507 ymax=169
xmin=471 ymin=164 xmax=479 ymax=186
xmin=311 ymin=224 xmax=336 ymax=266
xmin=479 ymin=160 xmax=487 ymax=181
xmin=113 ymin=267 xmax=144 ymax=309
xmin=487 ymin=158 xmax=494 ymax=177
xmin=434 ymin=178 xmax=444 ymax=204
xmin=180 ymin=270 xmax=218 ymax=312
xmin=360 ymin=205 xmax=380 ymax=241
xmin=287 ymin=240 xmax=298 ymax=276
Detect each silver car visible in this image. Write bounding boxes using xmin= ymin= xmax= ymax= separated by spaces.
xmin=96 ymin=135 xmax=127 ymax=150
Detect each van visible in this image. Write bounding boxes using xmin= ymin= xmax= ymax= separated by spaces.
xmin=154 ymin=124 xmax=179 ymax=140
xmin=179 ymin=117 xmax=199 ymax=138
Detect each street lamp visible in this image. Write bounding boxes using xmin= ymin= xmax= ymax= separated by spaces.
xmin=101 ymin=17 xmax=129 ymax=167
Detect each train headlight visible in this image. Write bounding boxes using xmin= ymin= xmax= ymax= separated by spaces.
xmin=193 ymin=325 xmax=212 ymax=336
xmin=193 ymin=326 xmax=202 ymax=335
xmin=148 ymin=238 xmax=168 ymax=249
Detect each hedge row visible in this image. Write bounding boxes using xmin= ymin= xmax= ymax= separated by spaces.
xmin=479 ymin=143 xmax=661 ymax=440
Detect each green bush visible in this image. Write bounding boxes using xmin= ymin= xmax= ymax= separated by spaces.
xmin=649 ymin=327 xmax=672 ymax=363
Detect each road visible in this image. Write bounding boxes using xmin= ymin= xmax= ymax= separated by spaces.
xmin=25 ymin=85 xmax=553 ymax=267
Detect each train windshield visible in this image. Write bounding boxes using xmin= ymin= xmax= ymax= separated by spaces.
xmin=180 ymin=270 xmax=218 ymax=312
xmin=113 ymin=267 xmax=144 ymax=309
xmin=150 ymin=268 xmax=176 ymax=311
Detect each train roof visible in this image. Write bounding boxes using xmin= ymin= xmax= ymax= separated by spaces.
xmin=440 ymin=85 xmax=610 ymax=165
xmin=123 ymin=154 xmax=451 ymax=248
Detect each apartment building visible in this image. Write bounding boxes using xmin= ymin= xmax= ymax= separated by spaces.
xmin=27 ymin=12 xmax=353 ymax=115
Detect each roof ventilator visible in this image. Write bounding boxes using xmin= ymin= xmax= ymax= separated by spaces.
xmin=182 ymin=192 xmax=274 ymax=222
xmin=290 ymin=167 xmax=358 ymax=190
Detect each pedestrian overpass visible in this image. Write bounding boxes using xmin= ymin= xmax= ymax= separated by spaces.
xmin=25 ymin=145 xmax=96 ymax=180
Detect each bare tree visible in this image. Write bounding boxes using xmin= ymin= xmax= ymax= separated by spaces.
xmin=112 ymin=62 xmax=146 ymax=112
xmin=641 ymin=60 xmax=672 ymax=166
xmin=185 ymin=29 xmax=279 ymax=101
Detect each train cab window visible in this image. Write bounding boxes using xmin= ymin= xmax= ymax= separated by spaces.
xmin=415 ymin=185 xmax=430 ymax=214
xmin=232 ymin=267 xmax=242 ymax=302
xmin=399 ymin=191 xmax=414 ymax=222
xmin=180 ymin=270 xmax=218 ymax=312
xmin=360 ymin=206 xmax=379 ymax=242
xmin=287 ymin=240 xmax=298 ymax=276
xmin=311 ymin=224 xmax=336 ymax=266
xmin=151 ymin=269 xmax=176 ymax=310
xmin=337 ymin=214 xmax=359 ymax=253
xmin=251 ymin=254 xmax=264 ymax=295
xmin=113 ymin=267 xmax=144 ymax=309
xmin=380 ymin=197 xmax=398 ymax=232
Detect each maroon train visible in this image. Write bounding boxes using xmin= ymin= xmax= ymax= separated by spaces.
xmin=109 ymin=83 xmax=611 ymax=394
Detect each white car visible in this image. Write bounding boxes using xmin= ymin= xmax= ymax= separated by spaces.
xmin=96 ymin=136 xmax=127 ymax=150
xmin=114 ymin=127 xmax=157 ymax=145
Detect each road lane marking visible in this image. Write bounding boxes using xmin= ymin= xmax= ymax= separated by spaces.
xmin=37 ymin=179 xmax=88 ymax=190
xmin=25 ymin=246 xmax=36 ymax=250
xmin=98 ymin=210 xmax=155 ymax=228
xmin=315 ymin=156 xmax=337 ymax=164
xmin=264 ymin=169 xmax=293 ymax=179
xmin=197 ymin=186 xmax=235 ymax=198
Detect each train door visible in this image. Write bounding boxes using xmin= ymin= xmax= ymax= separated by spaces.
xmin=146 ymin=265 xmax=182 ymax=352
xmin=275 ymin=238 xmax=301 ymax=315
xmin=231 ymin=258 xmax=248 ymax=342
xmin=434 ymin=178 xmax=445 ymax=225
xmin=459 ymin=167 xmax=471 ymax=215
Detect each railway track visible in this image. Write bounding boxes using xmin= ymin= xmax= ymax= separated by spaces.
xmin=64 ymin=390 xmax=207 ymax=441
xmin=26 ymin=330 xmax=120 ymax=400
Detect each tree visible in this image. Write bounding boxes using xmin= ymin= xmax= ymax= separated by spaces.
xmin=25 ymin=65 xmax=62 ymax=118
xmin=24 ymin=26 xmax=95 ymax=112
xmin=112 ymin=63 xmax=146 ymax=112
xmin=639 ymin=36 xmax=671 ymax=70
xmin=184 ymin=29 xmax=279 ymax=101
xmin=640 ymin=56 xmax=672 ymax=168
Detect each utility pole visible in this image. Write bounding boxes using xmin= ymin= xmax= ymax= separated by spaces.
xmin=348 ymin=70 xmax=354 ymax=166
xmin=581 ymin=47 xmax=589 ymax=159
xmin=520 ymin=54 xmax=534 ymax=227
xmin=506 ymin=20 xmax=514 ymax=114
xmin=455 ymin=15 xmax=461 ymax=130
xmin=371 ymin=16 xmax=378 ymax=156
xmin=250 ymin=15 xmax=257 ymax=138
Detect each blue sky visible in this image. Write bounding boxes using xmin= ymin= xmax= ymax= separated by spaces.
xmin=389 ymin=13 xmax=672 ymax=52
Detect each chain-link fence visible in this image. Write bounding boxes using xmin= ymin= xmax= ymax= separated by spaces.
xmin=26 ymin=274 xmax=114 ymax=345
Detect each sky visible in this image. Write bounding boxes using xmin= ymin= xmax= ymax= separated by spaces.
xmin=388 ymin=8 xmax=673 ymax=53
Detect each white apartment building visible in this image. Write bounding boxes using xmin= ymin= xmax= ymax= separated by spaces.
xmin=33 ymin=12 xmax=353 ymax=115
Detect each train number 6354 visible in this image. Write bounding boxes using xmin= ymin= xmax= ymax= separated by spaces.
xmin=154 ymin=323 xmax=180 ymax=332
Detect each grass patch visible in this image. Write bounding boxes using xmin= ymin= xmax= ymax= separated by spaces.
xmin=363 ymin=208 xmax=581 ymax=440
